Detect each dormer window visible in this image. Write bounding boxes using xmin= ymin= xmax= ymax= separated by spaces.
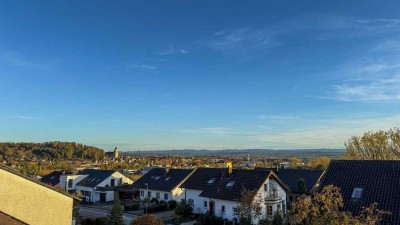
xmin=207 ymin=178 xmax=216 ymax=184
xmin=226 ymin=181 xmax=235 ymax=187
xmin=352 ymin=188 xmax=363 ymax=199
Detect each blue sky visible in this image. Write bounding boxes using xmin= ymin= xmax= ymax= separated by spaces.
xmin=1 ymin=0 xmax=400 ymax=151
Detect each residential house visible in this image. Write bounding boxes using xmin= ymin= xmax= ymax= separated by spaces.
xmin=133 ymin=168 xmax=194 ymax=202
xmin=319 ymin=160 xmax=400 ymax=225
xmin=256 ymin=168 xmax=324 ymax=203
xmin=0 ymin=163 xmax=79 ymax=225
xmin=40 ymin=170 xmax=69 ymax=187
xmin=180 ymin=167 xmax=290 ymax=224
xmin=60 ymin=169 xmax=133 ymax=203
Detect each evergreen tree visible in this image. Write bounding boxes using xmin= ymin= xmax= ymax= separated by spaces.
xmin=107 ymin=192 xmax=124 ymax=225
xmin=298 ymin=178 xmax=307 ymax=195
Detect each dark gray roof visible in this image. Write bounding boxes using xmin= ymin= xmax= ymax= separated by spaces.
xmin=180 ymin=168 xmax=289 ymax=201
xmin=76 ymin=169 xmax=116 ymax=188
xmin=256 ymin=168 xmax=324 ymax=194
xmin=133 ymin=168 xmax=193 ymax=192
xmin=319 ymin=160 xmax=400 ymax=225
xmin=39 ymin=171 xmax=64 ymax=186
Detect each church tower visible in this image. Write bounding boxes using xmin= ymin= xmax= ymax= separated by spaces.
xmin=114 ymin=147 xmax=119 ymax=159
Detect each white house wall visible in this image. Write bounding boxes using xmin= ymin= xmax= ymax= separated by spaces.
xmin=97 ymin=172 xmax=133 ymax=188
xmin=139 ymin=189 xmax=172 ymax=202
xmin=60 ymin=174 xmax=88 ymax=191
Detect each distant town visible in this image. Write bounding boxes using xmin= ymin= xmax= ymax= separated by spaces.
xmin=1 ymin=128 xmax=399 ymax=225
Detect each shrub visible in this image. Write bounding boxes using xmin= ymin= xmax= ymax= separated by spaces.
xmin=130 ymin=215 xmax=164 ymax=225
xmin=175 ymin=199 xmax=193 ymax=218
xmin=151 ymin=197 xmax=159 ymax=204
xmin=195 ymin=213 xmax=224 ymax=225
xmin=168 ymin=200 xmax=177 ymax=209
xmin=160 ymin=200 xmax=167 ymax=205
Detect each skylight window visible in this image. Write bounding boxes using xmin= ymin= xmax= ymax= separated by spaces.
xmin=207 ymin=178 xmax=216 ymax=184
xmin=165 ymin=177 xmax=171 ymax=181
xmin=226 ymin=181 xmax=235 ymax=187
xmin=352 ymin=188 xmax=363 ymax=199
xmin=154 ymin=176 xmax=160 ymax=180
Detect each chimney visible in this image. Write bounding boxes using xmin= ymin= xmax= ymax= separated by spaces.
xmin=227 ymin=162 xmax=233 ymax=175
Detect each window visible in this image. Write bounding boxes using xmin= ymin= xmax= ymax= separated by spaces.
xmin=164 ymin=193 xmax=169 ymax=200
xmin=119 ymin=177 xmax=123 ymax=185
xmin=140 ymin=190 xmax=144 ymax=197
xmin=188 ymin=199 xmax=194 ymax=207
xmin=233 ymin=207 xmax=239 ymax=216
xmin=203 ymin=201 xmax=208 ymax=208
xmin=267 ymin=206 xmax=273 ymax=216
xmin=264 ymin=183 xmax=267 ymax=191
xmin=207 ymin=178 xmax=216 ymax=184
xmin=148 ymin=191 xmax=152 ymax=197
xmin=277 ymin=204 xmax=281 ymax=212
xmin=270 ymin=182 xmax=276 ymax=190
xmin=352 ymin=188 xmax=363 ymax=199
xmin=156 ymin=192 xmax=160 ymax=199
xmin=221 ymin=205 xmax=225 ymax=214
xmin=226 ymin=181 xmax=235 ymax=187
xmin=68 ymin=179 xmax=73 ymax=188
xmin=110 ymin=179 xmax=115 ymax=187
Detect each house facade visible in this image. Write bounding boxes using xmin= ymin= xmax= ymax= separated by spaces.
xmin=180 ymin=168 xmax=290 ymax=224
xmin=256 ymin=167 xmax=324 ymax=204
xmin=60 ymin=169 xmax=133 ymax=203
xmin=0 ymin=163 xmax=78 ymax=225
xmin=133 ymin=168 xmax=194 ymax=202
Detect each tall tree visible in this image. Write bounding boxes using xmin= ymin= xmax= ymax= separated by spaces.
xmin=290 ymin=185 xmax=390 ymax=225
xmin=297 ymin=178 xmax=307 ymax=195
xmin=238 ymin=188 xmax=263 ymax=225
xmin=345 ymin=128 xmax=400 ymax=160
xmin=107 ymin=192 xmax=124 ymax=225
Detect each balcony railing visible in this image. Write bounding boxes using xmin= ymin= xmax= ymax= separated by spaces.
xmin=265 ymin=189 xmax=281 ymax=201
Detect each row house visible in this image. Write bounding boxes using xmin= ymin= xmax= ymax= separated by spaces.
xmin=133 ymin=168 xmax=194 ymax=202
xmin=179 ymin=167 xmax=290 ymax=224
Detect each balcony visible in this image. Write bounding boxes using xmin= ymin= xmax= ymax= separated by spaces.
xmin=265 ymin=189 xmax=282 ymax=202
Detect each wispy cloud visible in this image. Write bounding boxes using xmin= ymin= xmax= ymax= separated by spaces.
xmin=178 ymin=127 xmax=263 ymax=136
xmin=321 ymin=59 xmax=400 ymax=102
xmin=128 ymin=64 xmax=158 ymax=73
xmin=1 ymin=52 xmax=45 ymax=69
xmin=289 ymin=15 xmax=400 ymax=40
xmin=157 ymin=45 xmax=189 ymax=55
xmin=10 ymin=116 xmax=39 ymax=120
xmin=201 ymin=27 xmax=278 ymax=52
xmin=258 ymin=115 xmax=299 ymax=120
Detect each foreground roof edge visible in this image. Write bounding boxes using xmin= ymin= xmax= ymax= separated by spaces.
xmin=0 ymin=163 xmax=81 ymax=201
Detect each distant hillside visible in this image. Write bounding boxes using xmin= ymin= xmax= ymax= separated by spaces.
xmin=123 ymin=148 xmax=345 ymax=158
xmin=0 ymin=142 xmax=105 ymax=161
